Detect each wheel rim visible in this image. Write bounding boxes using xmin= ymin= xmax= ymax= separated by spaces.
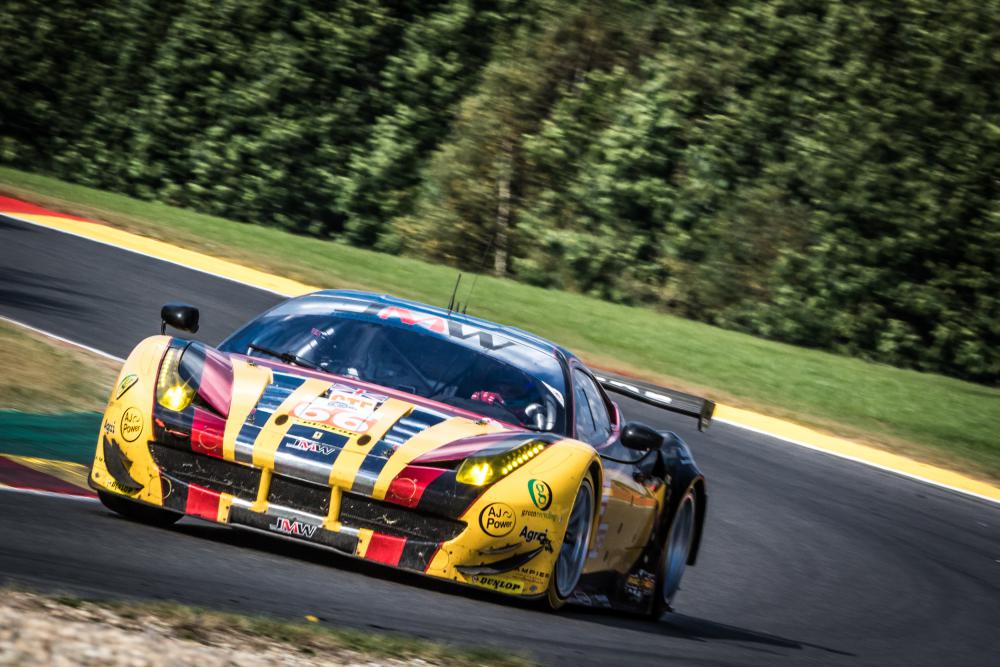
xmin=555 ymin=482 xmax=593 ymax=598
xmin=662 ymin=494 xmax=695 ymax=604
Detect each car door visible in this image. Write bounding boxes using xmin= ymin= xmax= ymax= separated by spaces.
xmin=571 ymin=366 xmax=659 ymax=574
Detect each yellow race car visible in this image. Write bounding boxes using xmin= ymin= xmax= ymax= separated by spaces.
xmin=91 ymin=290 xmax=713 ymax=614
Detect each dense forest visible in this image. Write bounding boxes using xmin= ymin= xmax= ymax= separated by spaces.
xmin=2 ymin=0 xmax=997 ymax=383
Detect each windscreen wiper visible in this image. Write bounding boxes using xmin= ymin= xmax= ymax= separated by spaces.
xmin=247 ymin=343 xmax=321 ymax=370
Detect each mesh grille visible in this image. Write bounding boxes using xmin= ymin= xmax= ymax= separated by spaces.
xmin=149 ymin=443 xmax=465 ymax=543
xmin=148 ymin=443 xmax=260 ymax=500
xmin=268 ymin=474 xmax=330 ymax=516
xmin=340 ymin=493 xmax=465 ymax=542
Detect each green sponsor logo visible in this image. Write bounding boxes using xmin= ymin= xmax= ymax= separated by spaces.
xmin=528 ymin=479 xmax=552 ymax=511
xmin=116 ymin=373 xmax=138 ymax=399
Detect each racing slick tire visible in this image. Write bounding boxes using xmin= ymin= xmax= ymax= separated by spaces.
xmin=650 ymin=487 xmax=697 ymax=619
xmin=545 ymin=476 xmax=595 ymax=610
xmin=97 ymin=490 xmax=181 ymax=527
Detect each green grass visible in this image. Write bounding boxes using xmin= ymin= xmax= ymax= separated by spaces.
xmin=6 ymin=588 xmax=534 ymax=666
xmin=0 ymin=320 xmax=117 ymax=412
xmin=2 ymin=166 xmax=999 ymax=482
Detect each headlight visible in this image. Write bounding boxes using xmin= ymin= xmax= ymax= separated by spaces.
xmin=455 ymin=440 xmax=548 ymax=486
xmin=156 ymin=346 xmax=196 ymax=412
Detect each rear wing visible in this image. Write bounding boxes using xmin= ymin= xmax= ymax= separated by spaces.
xmin=594 ymin=373 xmax=715 ymax=432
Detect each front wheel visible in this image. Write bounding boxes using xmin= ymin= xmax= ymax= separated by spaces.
xmin=546 ymin=477 xmax=595 ymax=610
xmin=651 ymin=488 xmax=697 ymax=619
xmin=97 ymin=490 xmax=181 ymax=527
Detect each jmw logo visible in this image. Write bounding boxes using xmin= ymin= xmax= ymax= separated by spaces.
xmin=269 ymin=517 xmax=318 ymax=539
xmin=286 ymin=438 xmax=337 ymax=456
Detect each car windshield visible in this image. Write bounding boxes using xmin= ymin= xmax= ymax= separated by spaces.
xmin=219 ymin=296 xmax=567 ymax=433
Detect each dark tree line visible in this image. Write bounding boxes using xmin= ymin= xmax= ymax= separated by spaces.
xmin=2 ymin=0 xmax=997 ymax=382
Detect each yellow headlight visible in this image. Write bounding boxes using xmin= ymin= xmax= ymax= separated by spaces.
xmin=461 ymin=461 xmax=495 ymax=486
xmin=160 ymin=383 xmax=195 ymax=411
xmin=156 ymin=347 xmax=196 ymax=412
xmin=455 ymin=440 xmax=549 ymax=486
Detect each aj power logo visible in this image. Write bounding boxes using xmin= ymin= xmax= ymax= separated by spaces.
xmin=119 ymin=407 xmax=143 ymax=442
xmin=479 ymin=502 xmax=516 ymax=537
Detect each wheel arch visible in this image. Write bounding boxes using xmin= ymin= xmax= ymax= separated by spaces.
xmin=687 ymin=477 xmax=707 ymax=566
xmin=658 ymin=431 xmax=706 ymax=566
xmin=586 ymin=457 xmax=604 ymax=535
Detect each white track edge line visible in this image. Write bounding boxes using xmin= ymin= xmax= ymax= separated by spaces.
xmin=714 ymin=417 xmax=1000 ymax=506
xmin=3 ymin=210 xmax=997 ymax=507
xmin=0 ymin=212 xmax=294 ymax=297
xmin=0 ymin=315 xmax=125 ymax=362
xmin=0 ymin=484 xmax=98 ymax=502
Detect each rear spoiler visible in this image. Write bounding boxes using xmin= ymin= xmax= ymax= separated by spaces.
xmin=594 ymin=373 xmax=715 ymax=432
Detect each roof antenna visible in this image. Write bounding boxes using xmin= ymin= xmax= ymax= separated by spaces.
xmin=461 ymin=274 xmax=479 ymax=314
xmin=447 ymin=273 xmax=463 ymax=314
xmin=459 ymin=233 xmax=497 ymax=315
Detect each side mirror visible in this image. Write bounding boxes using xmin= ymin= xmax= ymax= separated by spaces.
xmin=620 ymin=421 xmax=663 ymax=451
xmin=160 ymin=303 xmax=200 ymax=334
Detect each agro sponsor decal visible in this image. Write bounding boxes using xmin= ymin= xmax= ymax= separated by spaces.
xmin=115 ymin=373 xmax=138 ymax=399
xmin=519 ymin=526 xmax=554 ymax=553
xmin=471 ymin=575 xmax=523 ymax=594
xmin=119 ymin=407 xmax=143 ymax=442
xmin=479 ymin=502 xmax=516 ymax=537
xmin=290 ymin=387 xmax=382 ymax=434
xmin=103 ymin=421 xmax=115 ymax=435
xmin=268 ymin=516 xmax=319 ymax=539
xmin=528 ymin=479 xmax=552 ymax=511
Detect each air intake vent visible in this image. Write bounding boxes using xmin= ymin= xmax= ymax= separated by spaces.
xmin=340 ymin=493 xmax=465 ymax=543
xmin=148 ymin=443 xmax=260 ymax=500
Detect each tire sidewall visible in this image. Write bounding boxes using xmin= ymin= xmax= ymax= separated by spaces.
xmin=651 ymin=487 xmax=697 ymax=618
xmin=546 ymin=476 xmax=595 ymax=610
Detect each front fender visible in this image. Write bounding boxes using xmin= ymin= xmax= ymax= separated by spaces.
xmin=443 ymin=438 xmax=601 ymax=596
xmin=90 ymin=336 xmax=173 ymax=504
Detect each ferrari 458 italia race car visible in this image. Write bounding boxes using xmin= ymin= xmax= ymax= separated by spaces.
xmin=91 ymin=290 xmax=714 ymax=614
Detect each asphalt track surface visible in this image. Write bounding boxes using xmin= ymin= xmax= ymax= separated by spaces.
xmin=1 ymin=215 xmax=999 ymax=666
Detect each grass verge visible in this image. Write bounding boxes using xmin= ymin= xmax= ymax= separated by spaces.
xmin=2 ymin=588 xmax=533 ymax=666
xmin=2 ymin=166 xmax=999 ymax=482
xmin=0 ymin=319 xmax=117 ymax=412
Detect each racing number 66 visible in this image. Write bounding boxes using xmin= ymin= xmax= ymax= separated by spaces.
xmin=291 ymin=402 xmax=373 ymax=433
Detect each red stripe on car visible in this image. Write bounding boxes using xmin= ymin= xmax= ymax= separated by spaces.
xmin=190 ymin=408 xmax=226 ymax=458
xmin=185 ymin=483 xmax=221 ymax=520
xmin=365 ymin=532 xmax=407 ymax=566
xmin=198 ymin=347 xmax=234 ymax=417
xmin=413 ymin=432 xmax=527 ymax=464
xmin=385 ymin=465 xmax=445 ymax=508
